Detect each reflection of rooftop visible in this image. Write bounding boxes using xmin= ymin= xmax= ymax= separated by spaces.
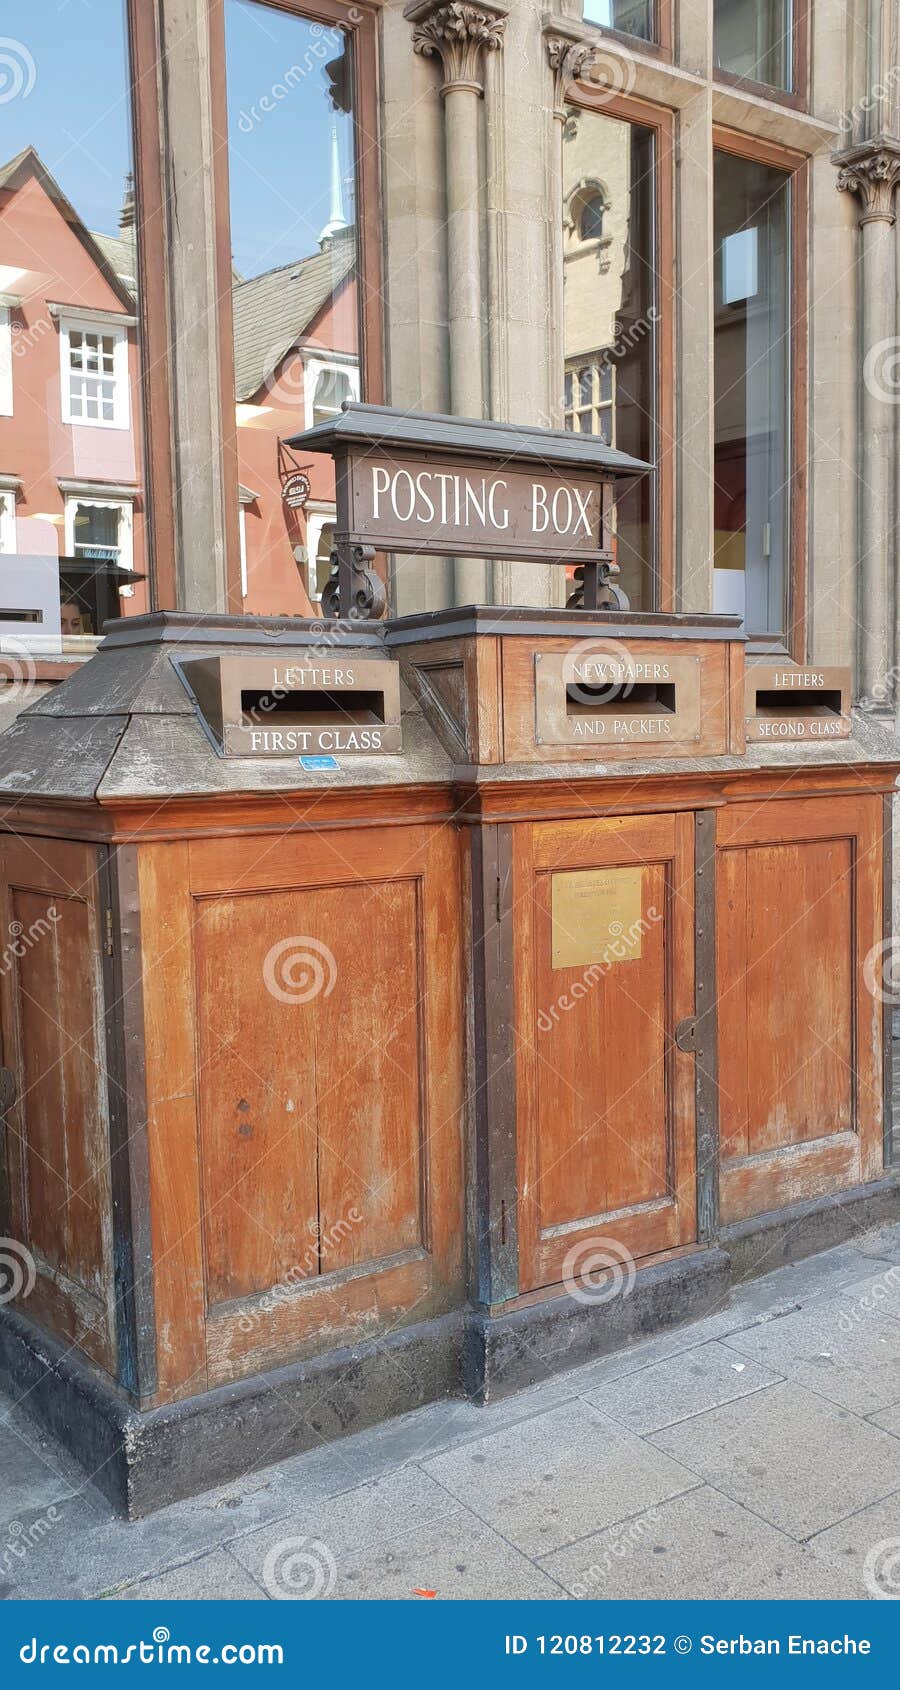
xmin=0 ymin=146 xmax=357 ymax=411
xmin=231 ymin=231 xmax=356 ymax=402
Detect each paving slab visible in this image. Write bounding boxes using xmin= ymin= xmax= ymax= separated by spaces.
xmin=538 ymin=1486 xmax=868 ymax=1601
xmin=111 ymin=1549 xmax=268 ymax=1601
xmin=582 ymin=1341 xmax=783 ymax=1434
xmin=422 ymin=1400 xmax=700 ymax=1558
xmin=853 ymin=1225 xmax=900 ymax=1267
xmin=0 ymin=1425 xmax=446 ymax=1600
xmin=806 ymin=1489 xmax=900 ymax=1598
xmin=650 ymin=1382 xmax=900 ymax=1539
xmin=868 ymin=1400 xmax=900 ymax=1438
xmin=0 ymin=1409 xmax=96 ymax=1531
xmin=230 ymin=1465 xmax=563 ymax=1600
xmin=730 ymin=1244 xmax=897 ymax=1308
xmin=720 ymin=1294 xmax=900 ymax=1415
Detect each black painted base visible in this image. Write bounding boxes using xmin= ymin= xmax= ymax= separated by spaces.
xmin=2 ymin=1172 xmax=898 ymax=1518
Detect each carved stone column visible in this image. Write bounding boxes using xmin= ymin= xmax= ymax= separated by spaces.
xmin=835 ymin=140 xmax=900 ymax=707
xmin=410 ymin=1 xmax=507 ymax=603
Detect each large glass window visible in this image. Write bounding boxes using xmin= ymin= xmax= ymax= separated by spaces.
xmin=225 ymin=0 xmax=362 ymax=616
xmin=0 ymin=3 xmax=149 ymax=654
xmin=713 ymin=149 xmax=791 ymax=637
xmin=562 ymin=107 xmax=658 ymax=610
xmin=714 ymin=0 xmax=792 ymax=93
xmin=583 ymin=2 xmax=655 ymax=43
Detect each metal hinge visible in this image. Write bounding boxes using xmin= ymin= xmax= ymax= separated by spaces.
xmin=104 ymin=908 xmax=115 ymax=957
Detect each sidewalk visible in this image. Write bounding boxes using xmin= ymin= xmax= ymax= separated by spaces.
xmin=3 ymin=1226 xmax=900 ymax=1602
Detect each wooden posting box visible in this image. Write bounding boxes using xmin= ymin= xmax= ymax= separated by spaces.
xmin=389 ymin=611 xmax=892 ymax=1311
xmin=0 ymin=617 xmax=465 ymax=1418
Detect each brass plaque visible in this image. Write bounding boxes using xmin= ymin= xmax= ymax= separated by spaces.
xmin=535 ymin=652 xmax=701 ymax=748
xmin=744 ymin=663 xmax=851 ymax=744
xmin=551 ymin=867 xmax=645 ymax=970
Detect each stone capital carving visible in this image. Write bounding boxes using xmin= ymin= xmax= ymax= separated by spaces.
xmin=411 ymin=2 xmax=507 ymax=97
xmin=545 ymin=34 xmax=600 ymax=122
xmin=835 ymin=140 xmax=900 ymax=226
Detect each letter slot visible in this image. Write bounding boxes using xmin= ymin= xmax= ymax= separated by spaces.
xmin=744 ymin=664 xmax=851 ymax=743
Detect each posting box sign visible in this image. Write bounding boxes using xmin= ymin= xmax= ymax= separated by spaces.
xmin=345 ymin=453 xmax=608 ymax=562
xmin=534 ymin=651 xmax=702 ymax=748
xmin=177 ymin=654 xmax=402 ymax=758
xmin=744 ymin=664 xmax=851 ymax=743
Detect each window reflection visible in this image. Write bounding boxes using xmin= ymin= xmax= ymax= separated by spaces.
xmin=582 ymin=1 xmax=654 ymax=42
xmin=562 ymin=107 xmax=657 ymax=610
xmin=0 ymin=7 xmax=147 ymax=653
xmin=713 ymin=150 xmax=791 ymax=636
xmin=225 ymin=0 xmax=361 ymax=614
xmin=714 ymin=0 xmax=791 ymax=93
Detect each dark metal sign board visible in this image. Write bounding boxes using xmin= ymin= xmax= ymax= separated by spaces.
xmin=286 ymin=403 xmax=652 ymax=617
xmin=343 ymin=452 xmax=608 ymax=562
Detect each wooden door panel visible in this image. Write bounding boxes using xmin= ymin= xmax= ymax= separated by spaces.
xmin=0 ymin=839 xmax=114 ymax=1370
xmin=717 ymin=795 xmax=883 ymax=1223
xmin=195 ymin=890 xmax=320 ymax=1308
xmin=144 ymin=823 xmax=465 ymax=1394
xmin=533 ymin=860 xmax=670 ymax=1225
xmin=516 ymin=812 xmax=697 ymax=1293
xmin=310 ymin=879 xmax=423 ymax=1272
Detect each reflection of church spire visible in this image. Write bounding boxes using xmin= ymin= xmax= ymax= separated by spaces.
xmin=318 ymin=125 xmax=348 ymax=248
xmin=119 ymin=171 xmax=135 ymax=231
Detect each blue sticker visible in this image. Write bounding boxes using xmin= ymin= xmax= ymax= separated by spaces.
xmin=299 ymin=754 xmax=339 ymax=771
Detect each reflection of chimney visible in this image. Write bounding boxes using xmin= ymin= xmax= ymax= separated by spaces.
xmin=119 ymin=171 xmax=135 ymax=231
xmin=318 ymin=126 xmax=348 ymax=248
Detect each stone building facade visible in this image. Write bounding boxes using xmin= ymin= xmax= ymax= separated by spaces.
xmin=0 ymin=0 xmax=898 ymax=687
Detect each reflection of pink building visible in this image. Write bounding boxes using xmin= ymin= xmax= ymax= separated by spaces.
xmin=232 ymin=225 xmax=358 ymax=617
xmin=0 ymin=149 xmax=149 ymax=633
xmin=0 ymin=145 xmax=360 ymax=631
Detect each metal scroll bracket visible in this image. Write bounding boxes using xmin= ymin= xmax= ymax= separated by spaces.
xmin=566 ymin=558 xmax=630 ymax=612
xmin=321 ymin=539 xmax=387 ymax=621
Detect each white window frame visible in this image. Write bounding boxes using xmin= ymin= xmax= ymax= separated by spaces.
xmin=0 ymin=308 xmax=12 ymax=417
xmin=302 ymin=354 xmax=359 ymax=430
xmin=0 ymin=489 xmax=15 ymax=552
xmin=59 ymin=313 xmax=130 ymax=431
xmin=239 ymin=505 xmax=248 ymax=599
xmin=64 ymin=495 xmax=134 ymax=573
xmin=305 ymin=504 xmax=336 ymax=604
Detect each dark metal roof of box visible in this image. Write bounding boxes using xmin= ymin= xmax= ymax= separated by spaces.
xmin=286 ymin=402 xmax=653 ymax=478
